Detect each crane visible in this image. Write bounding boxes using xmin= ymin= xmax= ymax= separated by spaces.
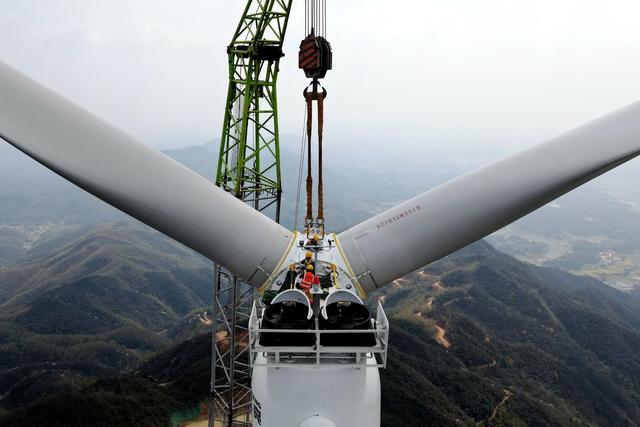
xmin=210 ymin=1 xmax=292 ymax=426
xmin=2 ymin=3 xmax=640 ymax=426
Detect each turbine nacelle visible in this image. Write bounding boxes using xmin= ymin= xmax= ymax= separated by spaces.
xmin=259 ymin=233 xmax=367 ymax=299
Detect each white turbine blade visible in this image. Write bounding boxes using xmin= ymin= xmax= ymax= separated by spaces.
xmin=0 ymin=61 xmax=293 ymax=286
xmin=338 ymin=101 xmax=640 ymax=292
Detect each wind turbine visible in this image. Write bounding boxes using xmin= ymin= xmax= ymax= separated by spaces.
xmin=1 ymin=56 xmax=640 ymax=426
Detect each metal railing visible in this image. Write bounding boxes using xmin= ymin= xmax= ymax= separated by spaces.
xmin=249 ymin=301 xmax=389 ymax=369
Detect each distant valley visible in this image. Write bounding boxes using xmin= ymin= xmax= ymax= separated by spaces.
xmin=489 ymin=182 xmax=640 ymax=291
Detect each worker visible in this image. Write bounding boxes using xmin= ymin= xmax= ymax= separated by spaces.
xmin=279 ymin=264 xmax=299 ymax=292
xmin=298 ymin=251 xmax=314 ymax=276
xmin=300 ymin=264 xmax=315 ymax=289
xmin=329 ymin=263 xmax=339 ymax=286
xmin=306 ymin=234 xmax=322 ymax=247
xmin=299 ymin=264 xmax=315 ymax=301
xmin=315 ymin=263 xmax=336 ymax=289
xmin=304 ymin=250 xmax=314 ymax=264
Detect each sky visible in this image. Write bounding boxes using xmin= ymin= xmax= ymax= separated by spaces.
xmin=1 ymin=0 xmax=640 ymax=159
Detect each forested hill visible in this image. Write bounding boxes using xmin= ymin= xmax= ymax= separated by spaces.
xmin=378 ymin=241 xmax=640 ymax=426
xmin=3 ymin=241 xmax=640 ymax=426
xmin=0 ymin=222 xmax=213 ymax=413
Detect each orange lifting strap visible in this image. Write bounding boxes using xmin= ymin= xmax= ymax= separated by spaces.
xmin=304 ymin=84 xmax=328 ymax=226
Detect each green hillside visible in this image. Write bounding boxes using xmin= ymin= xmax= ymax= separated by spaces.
xmin=377 ymin=241 xmax=640 ymax=426
xmin=3 ymin=242 xmax=640 ymax=426
xmin=0 ymin=222 xmax=213 ymax=411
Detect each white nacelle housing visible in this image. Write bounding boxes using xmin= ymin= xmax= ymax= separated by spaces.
xmin=252 ymin=355 xmax=381 ymax=427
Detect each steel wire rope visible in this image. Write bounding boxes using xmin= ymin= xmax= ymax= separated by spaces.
xmin=312 ymin=0 xmax=315 ymax=33
xmin=318 ymin=0 xmax=322 ymax=36
xmin=294 ymin=105 xmax=308 ymax=231
xmin=319 ymin=0 xmax=325 ymax=37
xmin=322 ymin=0 xmax=328 ymax=39
xmin=324 ymin=0 xmax=327 ymax=38
xmin=305 ymin=0 xmax=308 ymax=35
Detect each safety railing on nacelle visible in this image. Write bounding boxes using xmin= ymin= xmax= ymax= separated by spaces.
xmin=249 ymin=301 xmax=389 ymax=369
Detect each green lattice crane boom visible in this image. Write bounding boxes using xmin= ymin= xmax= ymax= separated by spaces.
xmin=216 ymin=0 xmax=293 ymax=221
xmin=211 ymin=2 xmax=293 ymax=426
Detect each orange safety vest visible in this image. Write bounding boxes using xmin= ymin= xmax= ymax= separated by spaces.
xmin=300 ymin=271 xmax=314 ymax=290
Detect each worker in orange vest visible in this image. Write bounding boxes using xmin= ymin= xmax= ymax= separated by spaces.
xmin=299 ymin=264 xmax=315 ymax=301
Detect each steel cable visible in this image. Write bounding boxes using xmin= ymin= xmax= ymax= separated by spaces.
xmin=294 ymin=105 xmax=308 ymax=231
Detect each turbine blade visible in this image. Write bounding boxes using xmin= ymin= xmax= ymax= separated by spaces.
xmin=0 ymin=61 xmax=293 ymax=287
xmin=338 ymin=101 xmax=640 ymax=292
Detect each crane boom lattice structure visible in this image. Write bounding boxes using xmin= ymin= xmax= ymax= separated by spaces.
xmin=216 ymin=0 xmax=293 ymax=216
xmin=210 ymin=2 xmax=293 ymax=427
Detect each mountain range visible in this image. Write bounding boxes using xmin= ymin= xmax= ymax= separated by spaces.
xmin=0 ymin=222 xmax=212 ymax=412
xmin=3 ymin=242 xmax=640 ymax=426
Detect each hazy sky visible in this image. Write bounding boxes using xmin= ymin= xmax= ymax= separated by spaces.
xmin=1 ymin=0 xmax=640 ymax=155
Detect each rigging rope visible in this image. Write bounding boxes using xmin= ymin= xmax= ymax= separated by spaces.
xmin=317 ymin=91 xmax=324 ymax=222
xmin=305 ymin=90 xmax=314 ymax=224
